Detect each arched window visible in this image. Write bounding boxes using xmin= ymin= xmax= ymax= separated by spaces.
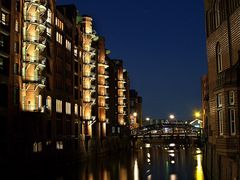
xmin=215 ymin=0 xmax=220 ymax=27
xmin=216 ymin=43 xmax=223 ymax=73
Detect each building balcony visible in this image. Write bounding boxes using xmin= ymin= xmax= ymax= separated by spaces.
xmin=24 ymin=35 xmax=46 ymax=50
xmin=98 ymin=61 xmax=109 ymax=68
xmin=118 ymin=79 xmax=126 ymax=83
xmin=22 ymin=76 xmax=46 ymax=87
xmin=25 ymin=0 xmax=47 ymax=6
xmin=118 ymin=87 xmax=126 ymax=91
xmin=118 ymin=103 xmax=126 ymax=107
xmin=82 ymin=30 xmax=96 ymax=40
xmin=118 ymin=96 xmax=126 ymax=100
xmin=83 ymin=97 xmax=96 ymax=104
xmin=98 ymin=82 xmax=109 ymax=88
xmin=24 ymin=55 xmax=46 ymax=68
xmin=82 ymin=116 xmax=96 ymax=121
xmin=25 ymin=0 xmax=47 ymax=14
xmin=216 ymin=64 xmax=240 ymax=89
xmin=24 ymin=15 xmax=47 ymax=27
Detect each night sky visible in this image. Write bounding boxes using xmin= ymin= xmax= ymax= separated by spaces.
xmin=57 ymin=0 xmax=208 ymax=120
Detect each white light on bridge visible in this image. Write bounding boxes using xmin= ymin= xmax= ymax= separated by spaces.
xmin=170 ymin=160 xmax=175 ymax=164
xmin=145 ymin=143 xmax=151 ymax=148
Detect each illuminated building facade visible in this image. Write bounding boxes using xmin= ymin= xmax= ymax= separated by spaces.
xmin=80 ymin=15 xmax=97 ymax=138
xmin=0 ymin=0 xmax=135 ymax=166
xmin=95 ymin=36 xmax=109 ymax=139
xmin=108 ymin=60 xmax=129 ymax=135
xmin=204 ymin=0 xmax=240 ymax=179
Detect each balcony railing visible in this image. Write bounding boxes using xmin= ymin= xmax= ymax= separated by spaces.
xmin=25 ymin=0 xmax=47 ymax=6
xmin=22 ymin=76 xmax=46 ymax=85
xmin=24 ymin=55 xmax=46 ymax=66
xmin=24 ymin=35 xmax=46 ymax=46
xmin=24 ymin=15 xmax=47 ymax=26
xmin=216 ymin=64 xmax=240 ymax=89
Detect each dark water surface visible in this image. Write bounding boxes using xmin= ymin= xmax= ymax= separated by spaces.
xmin=10 ymin=145 xmax=205 ymax=180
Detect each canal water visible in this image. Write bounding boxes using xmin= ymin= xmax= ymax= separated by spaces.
xmin=14 ymin=145 xmax=205 ymax=180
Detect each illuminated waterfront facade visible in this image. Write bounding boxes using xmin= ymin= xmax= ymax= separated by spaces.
xmin=108 ymin=60 xmax=130 ymax=135
xmin=0 ymin=1 xmax=134 ymax=166
xmin=203 ymin=0 xmax=240 ymax=179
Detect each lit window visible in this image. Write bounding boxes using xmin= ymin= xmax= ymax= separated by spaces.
xmin=1 ymin=13 xmax=6 ymax=25
xmin=46 ymin=96 xmax=52 ymax=111
xmin=15 ymin=19 xmax=18 ymax=32
xmin=55 ymin=17 xmax=63 ymax=30
xmin=74 ymin=46 xmax=78 ymax=56
xmin=56 ymin=99 xmax=62 ymax=113
xmin=47 ymin=27 xmax=51 ymax=37
xmin=33 ymin=142 xmax=42 ymax=152
xmin=217 ymin=93 xmax=222 ymax=107
xmin=47 ymin=9 xmax=51 ymax=24
xmin=229 ymin=91 xmax=235 ymax=105
xmin=79 ymin=106 xmax=82 ymax=117
xmin=66 ymin=39 xmax=71 ymax=51
xmin=56 ymin=141 xmax=63 ymax=150
xmin=74 ymin=104 xmax=78 ymax=115
xmin=56 ymin=32 xmax=62 ymax=44
xmin=229 ymin=109 xmax=236 ymax=135
xmin=216 ymin=43 xmax=222 ymax=73
xmin=65 ymin=102 xmax=71 ymax=115
xmin=218 ymin=110 xmax=223 ymax=135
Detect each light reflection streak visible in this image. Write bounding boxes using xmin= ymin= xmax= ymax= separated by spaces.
xmin=134 ymin=159 xmax=139 ymax=180
xmin=195 ymin=150 xmax=204 ymax=180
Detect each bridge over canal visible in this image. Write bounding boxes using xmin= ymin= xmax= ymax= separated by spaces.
xmin=131 ymin=122 xmax=205 ymax=148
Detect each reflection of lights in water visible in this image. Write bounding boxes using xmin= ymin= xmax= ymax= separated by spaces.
xmin=145 ymin=143 xmax=151 ymax=148
xmin=120 ymin=166 xmax=127 ymax=180
xmin=170 ymin=160 xmax=175 ymax=164
xmin=196 ymin=148 xmax=201 ymax=154
xmin=134 ymin=159 xmax=139 ymax=180
xmin=169 ymin=143 xmax=175 ymax=147
xmin=169 ymin=153 xmax=175 ymax=157
xmin=194 ymin=151 xmax=204 ymax=180
xmin=147 ymin=158 xmax=151 ymax=162
xmin=168 ymin=150 xmax=174 ymax=153
xmin=147 ymin=175 xmax=152 ymax=180
xmin=147 ymin=153 xmax=150 ymax=158
xmin=164 ymin=147 xmax=168 ymax=150
xmin=170 ymin=174 xmax=177 ymax=180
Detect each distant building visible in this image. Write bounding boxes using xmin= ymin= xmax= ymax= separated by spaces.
xmin=130 ymin=89 xmax=142 ymax=128
xmin=203 ymin=1 xmax=240 ymax=179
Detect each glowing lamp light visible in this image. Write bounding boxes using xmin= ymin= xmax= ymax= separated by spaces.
xmin=169 ymin=114 xmax=175 ymax=119
xmin=194 ymin=112 xmax=201 ymax=118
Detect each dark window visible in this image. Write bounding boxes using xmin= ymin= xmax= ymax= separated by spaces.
xmin=0 ymin=57 xmax=9 ymax=76
xmin=14 ymin=87 xmax=19 ymax=106
xmin=0 ymin=83 xmax=8 ymax=107
xmin=74 ymin=88 xmax=78 ymax=100
xmin=0 ymin=34 xmax=10 ymax=54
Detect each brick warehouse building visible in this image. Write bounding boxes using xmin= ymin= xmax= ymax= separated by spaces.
xmin=203 ymin=0 xmax=240 ymax=179
xmin=0 ymin=0 xmax=133 ymax=167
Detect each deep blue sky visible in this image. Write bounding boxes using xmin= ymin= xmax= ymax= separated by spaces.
xmin=57 ymin=0 xmax=208 ymax=120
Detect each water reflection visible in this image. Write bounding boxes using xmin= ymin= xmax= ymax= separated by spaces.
xmin=14 ymin=145 xmax=205 ymax=180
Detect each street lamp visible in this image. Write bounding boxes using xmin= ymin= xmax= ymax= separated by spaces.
xmin=133 ymin=112 xmax=137 ymax=117
xmin=146 ymin=117 xmax=150 ymax=126
xmin=169 ymin=114 xmax=175 ymax=120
